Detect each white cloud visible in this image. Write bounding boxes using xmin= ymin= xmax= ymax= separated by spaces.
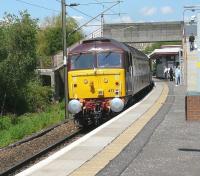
xmin=72 ymin=15 xmax=84 ymax=24
xmin=140 ymin=7 xmax=157 ymax=16
xmin=118 ymin=16 xmax=134 ymax=23
xmin=72 ymin=16 xmax=84 ymax=21
xmin=106 ymin=15 xmax=134 ymax=23
xmin=160 ymin=6 xmax=174 ymax=15
xmin=83 ymin=21 xmax=101 ymax=37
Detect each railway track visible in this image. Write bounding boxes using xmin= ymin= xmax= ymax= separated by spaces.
xmin=0 ymin=85 xmax=153 ymax=176
xmin=0 ymin=120 xmax=85 ymax=176
xmin=0 ymin=130 xmax=84 ymax=176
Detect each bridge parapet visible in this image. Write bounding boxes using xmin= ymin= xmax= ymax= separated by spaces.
xmin=103 ymin=21 xmax=184 ymax=50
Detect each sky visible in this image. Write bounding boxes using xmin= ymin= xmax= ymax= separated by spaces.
xmin=0 ymin=0 xmax=200 ymax=35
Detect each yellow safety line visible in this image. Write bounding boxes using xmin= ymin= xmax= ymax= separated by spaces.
xmin=69 ymin=83 xmax=169 ymax=176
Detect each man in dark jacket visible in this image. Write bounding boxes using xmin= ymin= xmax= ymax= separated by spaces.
xmin=169 ymin=67 xmax=173 ymax=81
xmin=189 ymin=33 xmax=195 ymax=51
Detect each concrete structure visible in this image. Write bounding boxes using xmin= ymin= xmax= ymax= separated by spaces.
xmin=103 ymin=21 xmax=183 ymax=50
xmin=186 ymin=13 xmax=200 ymax=93
xmin=185 ymin=12 xmax=200 ymax=120
xmin=186 ymin=46 xmax=200 ymax=93
xmin=37 ymin=52 xmax=64 ymax=100
xmin=197 ymin=13 xmax=200 ymax=49
xmin=37 ymin=67 xmax=64 ymax=100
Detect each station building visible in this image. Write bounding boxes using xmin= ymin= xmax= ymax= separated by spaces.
xmin=149 ymin=45 xmax=182 ymax=78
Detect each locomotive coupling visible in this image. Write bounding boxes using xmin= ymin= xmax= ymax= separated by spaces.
xmin=110 ymin=98 xmax=124 ymax=112
xmin=68 ymin=99 xmax=82 ymax=114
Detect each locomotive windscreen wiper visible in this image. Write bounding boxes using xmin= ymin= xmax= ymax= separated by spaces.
xmin=75 ymin=53 xmax=82 ymax=61
xmin=103 ymin=51 xmax=111 ymax=60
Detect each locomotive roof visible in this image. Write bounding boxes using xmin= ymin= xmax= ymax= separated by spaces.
xmin=69 ymin=37 xmax=148 ymax=60
xmin=82 ymin=37 xmax=131 ymax=51
xmin=69 ymin=37 xmax=130 ymax=54
xmin=123 ymin=43 xmax=148 ymax=60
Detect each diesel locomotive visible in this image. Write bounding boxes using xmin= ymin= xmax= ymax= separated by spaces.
xmin=67 ymin=37 xmax=152 ymax=126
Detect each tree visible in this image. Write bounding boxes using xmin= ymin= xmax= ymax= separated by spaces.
xmin=0 ymin=27 xmax=8 ymax=62
xmin=143 ymin=41 xmax=182 ymax=54
xmin=0 ymin=11 xmax=38 ymax=114
xmin=37 ymin=15 xmax=83 ymax=67
xmin=0 ymin=12 xmax=83 ymax=115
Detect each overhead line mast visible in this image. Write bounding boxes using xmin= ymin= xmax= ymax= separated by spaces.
xmin=61 ymin=0 xmax=68 ymax=119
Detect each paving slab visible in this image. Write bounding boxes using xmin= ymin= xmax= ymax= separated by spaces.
xmin=97 ymin=82 xmax=200 ymax=176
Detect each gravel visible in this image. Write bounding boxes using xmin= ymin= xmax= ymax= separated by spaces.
xmin=0 ymin=120 xmax=77 ymax=173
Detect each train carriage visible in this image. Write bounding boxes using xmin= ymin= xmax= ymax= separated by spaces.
xmin=67 ymin=37 xmax=152 ymax=126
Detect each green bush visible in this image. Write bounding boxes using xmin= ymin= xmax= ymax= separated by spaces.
xmin=0 ymin=101 xmax=66 ymax=147
xmin=0 ymin=11 xmax=38 ymax=115
xmin=24 ymin=80 xmax=52 ymax=112
xmin=0 ymin=116 xmax=12 ymax=130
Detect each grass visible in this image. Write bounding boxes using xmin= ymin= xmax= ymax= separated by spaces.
xmin=0 ymin=102 xmax=66 ymax=147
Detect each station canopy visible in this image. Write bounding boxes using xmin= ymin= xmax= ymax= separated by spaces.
xmin=149 ymin=45 xmax=182 ymax=59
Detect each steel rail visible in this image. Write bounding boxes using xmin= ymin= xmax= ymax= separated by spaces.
xmin=0 ymin=128 xmax=83 ymax=176
xmin=0 ymin=84 xmax=154 ymax=175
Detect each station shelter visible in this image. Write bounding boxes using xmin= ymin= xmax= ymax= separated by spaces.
xmin=149 ymin=45 xmax=182 ymax=79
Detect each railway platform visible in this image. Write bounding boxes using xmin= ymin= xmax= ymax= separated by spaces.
xmin=97 ymin=82 xmax=200 ymax=176
xmin=16 ymin=80 xmax=200 ymax=176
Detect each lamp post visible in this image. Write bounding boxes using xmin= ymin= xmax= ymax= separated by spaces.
xmin=61 ymin=0 xmax=68 ymax=120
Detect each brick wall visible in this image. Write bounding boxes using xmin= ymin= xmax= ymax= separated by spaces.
xmin=186 ymin=96 xmax=200 ymax=120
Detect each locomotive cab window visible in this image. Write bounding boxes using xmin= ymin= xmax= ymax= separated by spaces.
xmin=97 ymin=52 xmax=121 ymax=68
xmin=70 ymin=53 xmax=95 ymax=70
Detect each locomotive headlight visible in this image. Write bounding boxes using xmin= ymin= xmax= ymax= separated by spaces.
xmin=84 ymin=79 xmax=88 ymax=84
xmin=68 ymin=99 xmax=82 ymax=114
xmin=104 ymin=78 xmax=108 ymax=83
xmin=110 ymin=98 xmax=124 ymax=112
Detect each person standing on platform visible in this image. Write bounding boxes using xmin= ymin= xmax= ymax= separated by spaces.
xmin=175 ymin=66 xmax=181 ymax=86
xmin=189 ymin=33 xmax=195 ymax=51
xmin=169 ymin=67 xmax=173 ymax=81
xmin=167 ymin=67 xmax=170 ymax=79
xmin=164 ymin=66 xmax=168 ymax=79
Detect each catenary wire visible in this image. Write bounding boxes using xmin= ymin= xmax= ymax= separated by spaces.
xmin=15 ymin=0 xmax=60 ymax=12
xmin=69 ymin=6 xmax=101 ymax=22
xmin=55 ymin=0 xmax=118 ymax=6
